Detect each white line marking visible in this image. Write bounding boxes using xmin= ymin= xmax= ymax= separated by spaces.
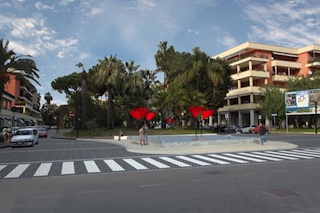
xmin=0 ymin=165 xmax=6 ymax=171
xmin=34 ymin=163 xmax=52 ymax=177
xmin=159 ymin=157 xmax=191 ymax=167
xmin=176 ymin=156 xmax=211 ymax=166
xmin=123 ymin=159 xmax=148 ymax=170
xmin=141 ymin=158 xmax=170 ymax=169
xmin=238 ymin=152 xmax=283 ymax=161
xmin=208 ymin=154 xmax=248 ymax=164
xmin=5 ymin=164 xmax=30 ymax=178
xmin=267 ymin=151 xmax=314 ymax=159
xmin=103 ymin=160 xmax=125 ymax=172
xmin=61 ymin=162 xmax=75 ymax=175
xmin=139 ymin=183 xmax=164 ymax=188
xmin=224 ymin=153 xmax=266 ymax=162
xmin=284 ymin=150 xmax=320 ymax=158
xmin=84 ymin=161 xmax=100 ymax=173
xmin=252 ymin=152 xmax=298 ymax=160
xmin=192 ymin=155 xmax=230 ymax=165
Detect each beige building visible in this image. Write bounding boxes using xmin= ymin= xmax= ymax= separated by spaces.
xmin=212 ymin=42 xmax=320 ymax=128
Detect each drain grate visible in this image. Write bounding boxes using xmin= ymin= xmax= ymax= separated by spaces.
xmin=262 ymin=189 xmax=300 ymax=198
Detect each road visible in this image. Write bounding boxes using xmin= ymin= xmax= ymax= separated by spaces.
xmin=0 ymin=130 xmax=320 ymax=213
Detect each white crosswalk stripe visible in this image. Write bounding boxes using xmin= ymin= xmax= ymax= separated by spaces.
xmin=279 ymin=150 xmax=320 ymax=158
xmin=192 ymin=155 xmax=230 ymax=165
xmin=236 ymin=152 xmax=283 ymax=161
xmin=123 ymin=159 xmax=148 ymax=170
xmin=208 ymin=154 xmax=248 ymax=163
xmin=34 ymin=163 xmax=52 ymax=177
xmin=176 ymin=156 xmax=211 ymax=166
xmin=223 ymin=153 xmax=266 ymax=162
xmin=2 ymin=149 xmax=320 ymax=180
xmin=61 ymin=162 xmax=75 ymax=175
xmin=251 ymin=152 xmax=299 ymax=160
xmin=159 ymin=156 xmax=191 ymax=167
xmin=266 ymin=151 xmax=314 ymax=159
xmin=5 ymin=164 xmax=30 ymax=179
xmin=104 ymin=159 xmax=125 ymax=171
xmin=288 ymin=150 xmax=320 ymax=157
xmin=84 ymin=161 xmax=100 ymax=173
xmin=0 ymin=165 xmax=6 ymax=171
xmin=141 ymin=158 xmax=170 ymax=169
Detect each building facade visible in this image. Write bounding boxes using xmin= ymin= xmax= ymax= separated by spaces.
xmin=1 ymin=73 xmax=42 ymax=127
xmin=212 ymin=42 xmax=320 ymax=128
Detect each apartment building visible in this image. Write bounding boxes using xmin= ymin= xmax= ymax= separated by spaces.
xmin=212 ymin=42 xmax=320 ymax=128
xmin=1 ymin=73 xmax=42 ymax=127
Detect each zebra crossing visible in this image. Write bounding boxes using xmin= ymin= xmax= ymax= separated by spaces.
xmin=1 ymin=148 xmax=320 ymax=180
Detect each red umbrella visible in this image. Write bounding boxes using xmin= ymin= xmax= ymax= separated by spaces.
xmin=134 ymin=108 xmax=148 ymax=118
xmin=165 ymin=118 xmax=174 ymax=124
xmin=146 ymin=112 xmax=156 ymax=121
xmin=129 ymin=110 xmax=142 ymax=120
xmin=188 ymin=106 xmax=204 ymax=118
xmin=202 ymin=110 xmax=215 ymax=119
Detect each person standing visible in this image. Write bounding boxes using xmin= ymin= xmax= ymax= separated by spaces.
xmin=143 ymin=123 xmax=149 ymax=145
xmin=258 ymin=123 xmax=267 ymax=145
xmin=2 ymin=127 xmax=8 ymax=142
xmin=139 ymin=126 xmax=146 ymax=146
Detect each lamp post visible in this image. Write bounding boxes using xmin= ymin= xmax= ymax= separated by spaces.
xmin=11 ymin=106 xmax=16 ymax=128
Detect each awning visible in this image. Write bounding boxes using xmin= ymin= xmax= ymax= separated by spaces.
xmin=272 ymin=52 xmax=298 ymax=57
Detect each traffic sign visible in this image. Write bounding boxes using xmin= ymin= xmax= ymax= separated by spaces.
xmin=69 ymin=111 xmax=75 ymax=118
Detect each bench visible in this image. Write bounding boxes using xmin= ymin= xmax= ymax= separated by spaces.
xmin=114 ymin=136 xmax=128 ymax=140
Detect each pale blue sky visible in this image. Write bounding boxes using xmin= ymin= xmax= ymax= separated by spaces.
xmin=1 ymin=0 xmax=320 ymax=106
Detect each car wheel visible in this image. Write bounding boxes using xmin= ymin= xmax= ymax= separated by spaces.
xmin=31 ymin=141 xmax=34 ymax=147
xmin=249 ymin=130 xmax=252 ymax=133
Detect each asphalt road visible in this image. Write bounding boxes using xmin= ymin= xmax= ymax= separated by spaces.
xmin=1 ymin=130 xmax=320 ymax=213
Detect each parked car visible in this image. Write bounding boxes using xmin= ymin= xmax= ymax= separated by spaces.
xmin=11 ymin=128 xmax=39 ymax=147
xmin=224 ymin=125 xmax=242 ymax=133
xmin=241 ymin=125 xmax=256 ymax=133
xmin=251 ymin=125 xmax=269 ymax=134
xmin=212 ymin=124 xmax=227 ymax=133
xmin=35 ymin=127 xmax=48 ymax=138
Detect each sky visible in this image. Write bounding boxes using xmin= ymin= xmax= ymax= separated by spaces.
xmin=1 ymin=0 xmax=320 ymax=106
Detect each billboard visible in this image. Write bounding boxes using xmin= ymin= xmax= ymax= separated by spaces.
xmin=285 ymin=89 xmax=320 ymax=114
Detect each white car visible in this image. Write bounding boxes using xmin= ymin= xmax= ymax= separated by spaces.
xmin=241 ymin=125 xmax=256 ymax=133
xmin=11 ymin=128 xmax=39 ymax=147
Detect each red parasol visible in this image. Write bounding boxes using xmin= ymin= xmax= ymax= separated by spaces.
xmin=134 ymin=108 xmax=149 ymax=118
xmin=201 ymin=110 xmax=215 ymax=119
xmin=129 ymin=110 xmax=142 ymax=120
xmin=146 ymin=112 xmax=156 ymax=121
xmin=188 ymin=106 xmax=204 ymax=118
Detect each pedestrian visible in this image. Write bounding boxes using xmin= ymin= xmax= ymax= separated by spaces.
xmin=139 ymin=126 xmax=146 ymax=146
xmin=118 ymin=130 xmax=123 ymax=141
xmin=7 ymin=127 xmax=12 ymax=142
xmin=2 ymin=127 xmax=8 ymax=142
xmin=143 ymin=123 xmax=149 ymax=145
xmin=258 ymin=123 xmax=267 ymax=145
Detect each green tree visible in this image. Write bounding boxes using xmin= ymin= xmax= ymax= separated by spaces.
xmin=92 ymin=55 xmax=125 ymax=129
xmin=257 ymin=84 xmax=286 ymax=128
xmin=44 ymin=92 xmax=53 ymax=105
xmin=76 ymin=63 xmax=88 ymax=128
xmin=0 ymin=39 xmax=40 ymax=108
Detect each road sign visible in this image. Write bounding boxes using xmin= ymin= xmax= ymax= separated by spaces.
xmin=69 ymin=111 xmax=75 ymax=118
xmin=271 ymin=113 xmax=277 ymax=116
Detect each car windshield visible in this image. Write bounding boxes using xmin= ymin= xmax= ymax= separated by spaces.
xmin=15 ymin=130 xmax=32 ymax=135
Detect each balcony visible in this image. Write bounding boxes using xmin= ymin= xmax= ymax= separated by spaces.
xmin=271 ymin=60 xmax=301 ymax=69
xmin=227 ymin=86 xmax=261 ymax=97
xmin=305 ymin=61 xmax=320 ymax=68
xmin=232 ymin=70 xmax=270 ymax=81
xmin=219 ymin=103 xmax=259 ymax=112
xmin=230 ymin=56 xmax=269 ymax=68
xmin=20 ymin=86 xmax=33 ymax=97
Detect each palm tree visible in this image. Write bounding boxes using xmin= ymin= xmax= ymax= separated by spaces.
xmin=155 ymin=41 xmax=175 ymax=88
xmin=0 ymin=39 xmax=40 ymax=108
xmin=44 ymin=92 xmax=53 ymax=105
xmin=93 ymin=55 xmax=124 ymax=129
xmin=76 ymin=63 xmax=88 ymax=128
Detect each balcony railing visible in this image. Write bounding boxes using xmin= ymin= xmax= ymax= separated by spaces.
xmin=232 ymin=70 xmax=270 ymax=80
xmin=271 ymin=60 xmax=301 ymax=69
xmin=227 ymin=86 xmax=261 ymax=97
